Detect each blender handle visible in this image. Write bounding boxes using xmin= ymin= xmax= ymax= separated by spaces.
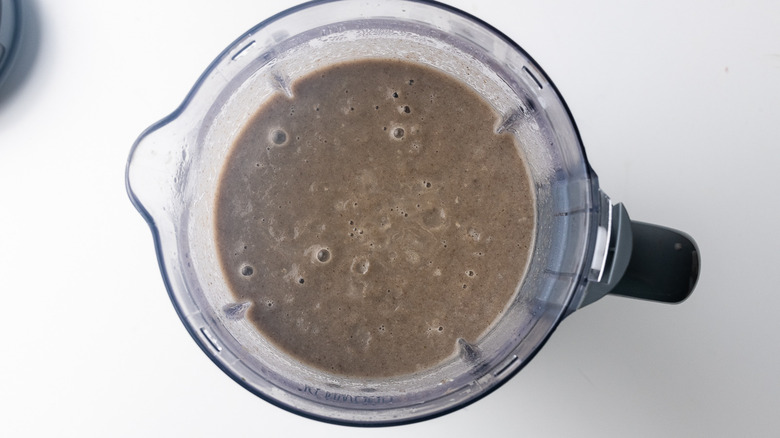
xmin=578 ymin=203 xmax=700 ymax=308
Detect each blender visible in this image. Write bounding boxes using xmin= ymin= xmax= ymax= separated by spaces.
xmin=126 ymin=0 xmax=699 ymax=425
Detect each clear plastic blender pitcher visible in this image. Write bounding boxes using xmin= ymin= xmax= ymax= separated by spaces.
xmin=126 ymin=0 xmax=699 ymax=426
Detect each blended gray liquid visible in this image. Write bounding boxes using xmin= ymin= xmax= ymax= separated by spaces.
xmin=215 ymin=59 xmax=534 ymax=377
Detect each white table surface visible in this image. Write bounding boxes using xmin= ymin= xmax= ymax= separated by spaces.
xmin=2 ymin=0 xmax=779 ymax=436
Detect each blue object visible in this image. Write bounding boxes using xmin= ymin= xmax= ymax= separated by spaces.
xmin=0 ymin=0 xmax=21 ymax=88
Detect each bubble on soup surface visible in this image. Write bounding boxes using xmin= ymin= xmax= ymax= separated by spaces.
xmin=351 ymin=257 xmax=370 ymax=275
xmin=316 ymin=248 xmax=331 ymax=262
xmin=270 ymin=129 xmax=288 ymax=145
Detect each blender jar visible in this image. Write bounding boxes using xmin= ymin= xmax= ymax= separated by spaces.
xmin=126 ymin=0 xmax=699 ymax=426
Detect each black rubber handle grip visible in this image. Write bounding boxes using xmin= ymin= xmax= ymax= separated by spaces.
xmin=609 ymin=221 xmax=700 ymax=304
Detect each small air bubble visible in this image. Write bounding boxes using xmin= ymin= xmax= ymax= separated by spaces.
xmin=375 ymin=105 xmax=379 ymax=110
xmin=393 ymin=127 xmax=405 ymax=139
xmin=352 ymin=258 xmax=370 ymax=275
xmin=393 ymin=92 xmax=399 ymax=98
xmin=425 ymin=181 xmax=432 ymax=188
xmin=299 ymin=278 xmax=305 ymax=284
xmin=316 ymin=249 xmax=331 ymax=262
xmin=467 ymin=270 xmax=475 ymax=277
xmin=409 ymin=79 xmax=414 ymax=85
xmin=271 ymin=129 xmax=287 ymax=145
xmin=438 ymin=326 xmax=443 ymax=332
xmin=241 ymin=265 xmax=254 ymax=276
xmin=404 ymin=106 xmax=411 ymax=113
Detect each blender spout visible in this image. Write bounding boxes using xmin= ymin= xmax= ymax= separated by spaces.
xmin=576 ymin=203 xmax=700 ymax=309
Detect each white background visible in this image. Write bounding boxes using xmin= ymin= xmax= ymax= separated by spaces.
xmin=1 ymin=0 xmax=779 ymax=436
